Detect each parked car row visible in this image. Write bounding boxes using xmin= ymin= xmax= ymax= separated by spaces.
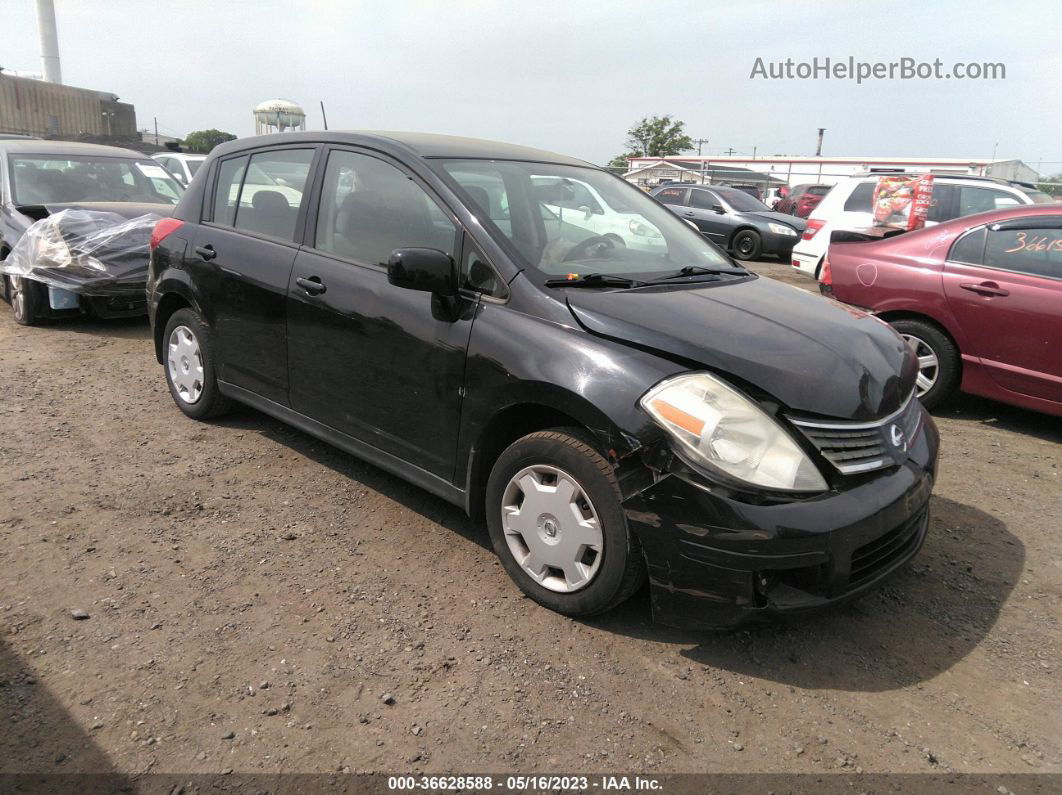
xmin=0 ymin=139 xmax=183 ymax=324
xmin=774 ymin=183 xmax=831 ymax=217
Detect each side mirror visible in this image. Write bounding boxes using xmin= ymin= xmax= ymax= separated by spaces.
xmin=712 ymin=204 xmax=725 ymax=214
xmin=387 ymin=248 xmax=456 ymax=296
xmin=578 ymin=204 xmax=593 ymax=220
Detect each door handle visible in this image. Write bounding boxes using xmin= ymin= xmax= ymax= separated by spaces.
xmin=296 ymin=276 xmax=327 ymax=296
xmin=959 ymin=281 xmax=1009 ymax=297
xmin=194 ymin=244 xmax=216 ymax=261
xmin=683 ymin=210 xmax=695 ymax=216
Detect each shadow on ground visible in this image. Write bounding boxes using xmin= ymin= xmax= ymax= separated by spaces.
xmin=934 ymin=394 xmax=1062 ymax=443
xmin=213 ymin=405 xmax=491 ymax=554
xmin=585 ymin=495 xmax=1021 ymax=692
xmin=0 ymin=638 xmax=126 ymax=787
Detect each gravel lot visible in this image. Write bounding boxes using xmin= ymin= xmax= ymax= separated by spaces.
xmin=1 ymin=259 xmax=1059 ymax=780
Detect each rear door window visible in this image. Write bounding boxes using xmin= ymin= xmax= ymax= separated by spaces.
xmin=959 ymin=187 xmax=1022 ymax=216
xmin=983 ymin=223 xmax=1062 ymax=279
xmin=232 ymin=149 xmax=315 ymax=242
xmin=655 ymin=187 xmax=688 ymax=205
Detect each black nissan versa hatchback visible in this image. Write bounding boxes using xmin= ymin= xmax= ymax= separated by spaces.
xmin=147 ymin=132 xmax=939 ymax=629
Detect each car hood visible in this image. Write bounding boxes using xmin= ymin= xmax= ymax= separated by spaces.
xmin=741 ymin=210 xmax=807 ymax=230
xmin=16 ymin=201 xmax=176 ymax=221
xmin=565 ymin=276 xmax=915 ymax=420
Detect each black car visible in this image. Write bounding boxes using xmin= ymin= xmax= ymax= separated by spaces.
xmin=0 ymin=140 xmax=182 ymax=324
xmin=651 ymin=184 xmax=806 ymax=261
xmin=147 ymin=131 xmax=938 ymax=630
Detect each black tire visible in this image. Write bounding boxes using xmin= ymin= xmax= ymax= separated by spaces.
xmin=485 ymin=428 xmax=646 ymax=617
xmin=9 ymin=276 xmax=43 ymax=326
xmin=730 ymin=229 xmax=762 ymax=261
xmin=889 ymin=318 xmax=961 ymax=410
xmin=162 ymin=308 xmax=232 ymax=420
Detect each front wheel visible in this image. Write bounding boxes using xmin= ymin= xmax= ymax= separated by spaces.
xmin=485 ymin=429 xmax=645 ymax=617
xmin=163 ymin=308 xmax=232 ymax=420
xmin=889 ymin=318 xmax=961 ymax=410
xmin=730 ymin=229 xmax=762 ymax=261
xmin=9 ymin=276 xmax=42 ymax=326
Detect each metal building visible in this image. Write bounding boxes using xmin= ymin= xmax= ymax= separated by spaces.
xmin=0 ymin=72 xmax=137 ymax=140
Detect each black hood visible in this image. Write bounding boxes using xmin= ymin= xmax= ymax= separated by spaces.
xmin=565 ymin=276 xmax=916 ymax=421
xmin=741 ymin=210 xmax=807 ymax=231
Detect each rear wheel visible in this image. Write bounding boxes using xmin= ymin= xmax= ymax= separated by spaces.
xmin=730 ymin=229 xmax=762 ymax=261
xmin=9 ymin=276 xmax=42 ymax=326
xmin=485 ymin=429 xmax=645 ymax=617
xmin=163 ymin=308 xmax=232 ymax=420
xmin=889 ymin=318 xmax=960 ymax=410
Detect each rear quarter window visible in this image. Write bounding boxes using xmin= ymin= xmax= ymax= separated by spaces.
xmin=843 ymin=182 xmax=875 ymax=212
xmin=655 ymin=187 xmax=687 ymax=205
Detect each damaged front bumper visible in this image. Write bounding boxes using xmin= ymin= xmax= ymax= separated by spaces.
xmin=621 ymin=412 xmax=939 ymax=630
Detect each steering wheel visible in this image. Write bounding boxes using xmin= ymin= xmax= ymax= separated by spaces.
xmin=563 ymin=235 xmax=616 ymax=263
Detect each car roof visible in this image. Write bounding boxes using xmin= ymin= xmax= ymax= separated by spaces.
xmin=0 ymin=139 xmax=148 ymax=159
xmin=847 ymin=171 xmax=1032 ymax=189
xmin=154 ymin=152 xmax=205 ymax=160
xmin=919 ymin=202 xmax=1062 ymax=234
xmin=210 ymin=130 xmax=592 ymax=167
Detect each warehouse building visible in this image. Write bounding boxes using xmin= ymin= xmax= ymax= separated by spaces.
xmin=0 ymin=72 xmax=137 ymax=140
xmin=623 ymin=155 xmax=1040 ymax=190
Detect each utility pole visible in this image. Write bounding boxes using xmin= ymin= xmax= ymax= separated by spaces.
xmin=154 ymin=116 xmax=159 ymax=146
xmin=320 ymin=101 xmax=329 ymax=131
xmin=815 ymin=128 xmax=826 ymax=156
xmin=724 ymin=147 xmax=737 ymax=156
xmin=693 ymin=138 xmax=709 ymax=156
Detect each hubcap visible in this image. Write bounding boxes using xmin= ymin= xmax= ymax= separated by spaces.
xmin=902 ymin=333 xmax=939 ymax=397
xmin=500 ymin=464 xmax=603 ymax=593
xmin=737 ymin=235 xmax=753 ymax=255
xmin=167 ymin=325 xmax=204 ymax=404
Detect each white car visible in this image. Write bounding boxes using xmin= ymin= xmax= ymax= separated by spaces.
xmin=790 ymin=173 xmax=1052 ymax=279
xmin=532 ymin=175 xmax=666 ymax=252
xmin=152 ymin=152 xmax=207 ymax=187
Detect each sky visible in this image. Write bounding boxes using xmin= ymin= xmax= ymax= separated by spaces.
xmin=3 ymin=0 xmax=1061 ymax=172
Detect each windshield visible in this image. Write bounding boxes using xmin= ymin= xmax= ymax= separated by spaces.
xmin=715 ymin=188 xmax=771 ymax=213
xmin=1022 ymin=189 xmax=1056 ymax=204
xmin=441 ymin=160 xmax=737 ymax=278
xmin=11 ymin=155 xmax=183 ymax=205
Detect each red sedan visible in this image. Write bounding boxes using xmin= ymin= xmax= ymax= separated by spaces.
xmin=820 ymin=204 xmax=1062 ymax=416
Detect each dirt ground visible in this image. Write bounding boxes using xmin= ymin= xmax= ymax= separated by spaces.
xmin=1 ymin=260 xmax=1059 ymax=781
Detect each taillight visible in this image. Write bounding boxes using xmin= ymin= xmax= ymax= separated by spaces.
xmin=802 ymin=219 xmax=826 ymax=240
xmin=150 ymin=218 xmax=184 ymax=251
xmin=819 ymin=255 xmax=833 ymax=286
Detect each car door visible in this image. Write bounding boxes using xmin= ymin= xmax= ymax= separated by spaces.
xmin=188 ymin=145 xmax=318 ymax=406
xmin=942 ymin=215 xmax=1062 ymax=401
xmin=684 ymin=188 xmax=732 ymax=242
xmin=285 ymin=146 xmax=476 ymax=477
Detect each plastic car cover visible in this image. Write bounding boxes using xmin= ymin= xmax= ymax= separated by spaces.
xmin=0 ymin=209 xmax=162 ymax=297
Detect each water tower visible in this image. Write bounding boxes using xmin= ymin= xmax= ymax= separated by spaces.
xmin=253 ymin=99 xmax=306 ymax=134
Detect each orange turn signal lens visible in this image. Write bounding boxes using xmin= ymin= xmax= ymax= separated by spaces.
xmin=649 ymin=398 xmax=705 ymax=437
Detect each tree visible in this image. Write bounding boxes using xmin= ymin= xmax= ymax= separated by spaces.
xmin=608 ymin=151 xmax=641 ymax=169
xmin=625 ymin=115 xmax=693 ymax=158
xmin=1036 ymin=171 xmax=1062 ymax=197
xmin=182 ymin=128 xmax=237 ymax=153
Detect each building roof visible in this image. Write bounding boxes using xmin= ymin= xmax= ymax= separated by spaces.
xmin=212 ymin=130 xmax=591 ymax=167
xmin=0 ymin=139 xmax=148 ymax=158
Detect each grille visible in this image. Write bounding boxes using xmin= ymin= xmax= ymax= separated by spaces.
xmin=849 ymin=508 xmax=926 ymax=587
xmin=789 ymin=392 xmax=921 ymax=475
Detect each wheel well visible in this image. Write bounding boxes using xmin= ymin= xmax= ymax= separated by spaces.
xmin=153 ymin=293 xmax=192 ymax=363
xmin=465 ymin=404 xmax=592 ymax=522
xmin=727 ymin=225 xmax=760 ymax=246
xmin=873 ymin=310 xmax=963 ymax=371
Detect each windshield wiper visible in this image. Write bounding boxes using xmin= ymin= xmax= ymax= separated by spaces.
xmin=650 ymin=264 xmax=747 ymax=281
xmin=544 ymin=273 xmax=646 ymax=288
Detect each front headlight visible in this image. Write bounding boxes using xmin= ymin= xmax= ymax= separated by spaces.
xmin=767 ymin=222 xmax=798 ymax=236
xmin=629 ymin=219 xmax=662 ymax=238
xmin=640 ymin=373 xmax=827 ymax=492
